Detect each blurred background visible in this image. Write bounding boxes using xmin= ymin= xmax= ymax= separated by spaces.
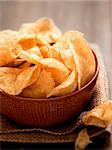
xmin=0 ymin=0 xmax=112 ymax=98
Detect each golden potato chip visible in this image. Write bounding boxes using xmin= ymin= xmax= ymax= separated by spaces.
xmin=63 ymin=32 xmax=96 ymax=89
xmin=19 ymin=23 xmax=36 ymax=34
xmin=19 ymin=46 xmax=43 ymax=64
xmin=60 ymin=49 xmax=76 ymax=70
xmin=52 ymin=36 xmax=74 ymax=63
xmin=27 ymin=46 xmax=43 ymax=58
xmin=36 ymin=32 xmax=61 ymax=47
xmin=40 ymin=46 xmax=61 ymax=61
xmin=36 ymin=33 xmax=51 ymax=47
xmin=0 ymin=65 xmax=40 ymax=95
xmin=19 ymin=50 xmax=41 ymax=65
xmin=19 ymin=50 xmax=69 ymax=84
xmin=0 ymin=30 xmax=18 ymax=40
xmin=40 ymin=46 xmax=51 ymax=58
xmin=53 ymin=31 xmax=95 ymax=89
xmin=82 ymin=101 xmax=112 ymax=128
xmin=47 ymin=70 xmax=77 ymax=98
xmin=18 ymin=34 xmax=36 ymax=50
xmin=15 ymin=65 xmax=41 ymax=95
xmin=38 ymin=58 xmax=70 ymax=84
xmin=0 ymin=40 xmax=22 ymax=66
xmin=21 ymin=69 xmax=55 ymax=98
xmin=0 ymin=67 xmax=22 ymax=94
xmin=19 ymin=17 xmax=61 ymax=40
xmin=52 ymin=31 xmax=83 ymax=52
xmin=50 ymin=47 xmax=62 ymax=61
xmin=0 ymin=30 xmax=22 ymax=66
xmin=75 ymin=128 xmax=92 ymax=150
xmin=62 ymin=31 xmax=83 ymax=41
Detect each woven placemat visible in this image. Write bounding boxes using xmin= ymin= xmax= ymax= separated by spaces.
xmin=0 ymin=44 xmax=110 ymax=143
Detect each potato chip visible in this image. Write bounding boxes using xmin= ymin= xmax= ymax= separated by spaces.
xmin=19 ymin=23 xmax=36 ymax=34
xmin=38 ymin=58 xmax=70 ymax=84
xmin=40 ymin=46 xmax=61 ymax=61
xmin=19 ymin=50 xmax=41 ymax=65
xmin=0 ymin=40 xmax=22 ymax=66
xmin=52 ymin=38 xmax=78 ymax=72
xmin=15 ymin=65 xmax=41 ymax=95
xmin=52 ymin=31 xmax=83 ymax=52
xmin=50 ymin=47 xmax=62 ymax=61
xmin=62 ymin=31 xmax=83 ymax=41
xmin=21 ymin=69 xmax=55 ymax=98
xmin=19 ymin=46 xmax=43 ymax=64
xmin=82 ymin=101 xmax=112 ymax=128
xmin=19 ymin=17 xmax=61 ymax=40
xmin=75 ymin=128 xmax=92 ymax=150
xmin=47 ymin=70 xmax=77 ymax=98
xmin=0 ymin=67 xmax=22 ymax=94
xmin=0 ymin=30 xmax=18 ymax=40
xmin=19 ymin=50 xmax=69 ymax=84
xmin=0 ymin=65 xmax=40 ymax=95
xmin=18 ymin=34 xmax=36 ymax=50
xmin=52 ymin=36 xmax=75 ymax=63
xmin=62 ymin=32 xmax=96 ymax=89
xmin=36 ymin=32 xmax=61 ymax=47
xmin=60 ymin=49 xmax=76 ymax=70
xmin=36 ymin=33 xmax=49 ymax=47
xmin=40 ymin=46 xmax=51 ymax=58
xmin=27 ymin=46 xmax=43 ymax=58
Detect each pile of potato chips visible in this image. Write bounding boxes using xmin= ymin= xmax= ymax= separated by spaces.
xmin=0 ymin=17 xmax=96 ymax=98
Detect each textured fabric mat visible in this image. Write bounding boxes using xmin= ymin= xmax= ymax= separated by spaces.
xmin=0 ymin=44 xmax=110 ymax=143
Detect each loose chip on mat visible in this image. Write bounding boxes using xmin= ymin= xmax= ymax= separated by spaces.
xmin=47 ymin=70 xmax=77 ymax=98
xmin=75 ymin=128 xmax=92 ymax=150
xmin=82 ymin=101 xmax=112 ymax=128
xmin=0 ymin=65 xmax=40 ymax=95
xmin=21 ymin=69 xmax=55 ymax=98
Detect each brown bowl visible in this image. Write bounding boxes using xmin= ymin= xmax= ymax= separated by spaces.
xmin=0 ymin=50 xmax=99 ymax=127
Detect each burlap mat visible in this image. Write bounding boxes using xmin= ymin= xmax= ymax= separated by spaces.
xmin=0 ymin=44 xmax=110 ymax=143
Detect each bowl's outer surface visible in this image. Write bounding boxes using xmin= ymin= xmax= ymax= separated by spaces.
xmin=0 ymin=50 xmax=99 ymax=127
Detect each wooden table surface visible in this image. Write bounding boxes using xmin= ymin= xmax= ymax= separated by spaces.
xmin=0 ymin=0 xmax=112 ymax=150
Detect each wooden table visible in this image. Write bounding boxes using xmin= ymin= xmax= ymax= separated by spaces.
xmin=0 ymin=1 xmax=112 ymax=149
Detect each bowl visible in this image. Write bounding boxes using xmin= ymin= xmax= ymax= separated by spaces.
xmin=0 ymin=50 xmax=99 ymax=127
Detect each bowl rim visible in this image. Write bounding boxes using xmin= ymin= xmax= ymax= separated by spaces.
xmin=1 ymin=49 xmax=99 ymax=102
